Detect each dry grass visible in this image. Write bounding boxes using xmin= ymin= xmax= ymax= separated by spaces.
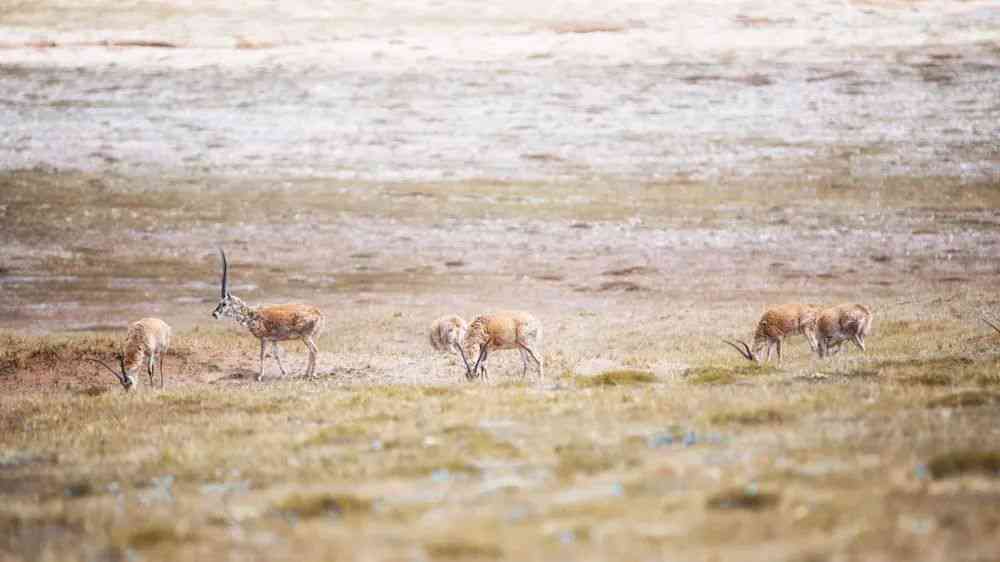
xmin=2 ymin=321 xmax=998 ymax=560
xmin=3 ymin=168 xmax=1000 ymax=560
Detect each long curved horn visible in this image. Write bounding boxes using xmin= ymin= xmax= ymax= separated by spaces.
xmin=982 ymin=316 xmax=1000 ymax=336
xmin=471 ymin=345 xmax=486 ymax=379
xmin=219 ymin=248 xmax=229 ymax=297
xmin=86 ymin=357 xmax=126 ymax=384
xmin=723 ymin=339 xmax=754 ymax=362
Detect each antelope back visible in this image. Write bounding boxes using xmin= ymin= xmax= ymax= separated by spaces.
xmin=253 ymin=304 xmax=324 ymax=340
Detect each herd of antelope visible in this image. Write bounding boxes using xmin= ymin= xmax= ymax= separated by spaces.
xmin=87 ymin=249 xmax=998 ymax=391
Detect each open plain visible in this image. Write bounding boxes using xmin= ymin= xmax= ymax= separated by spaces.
xmin=2 ymin=1 xmax=1000 ymax=561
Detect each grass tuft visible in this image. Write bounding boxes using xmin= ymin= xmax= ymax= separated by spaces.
xmin=425 ymin=540 xmax=502 ymax=560
xmin=927 ymin=391 xmax=1000 ymax=408
xmin=685 ymin=364 xmax=778 ymax=385
xmin=578 ymin=370 xmax=656 ymax=387
xmin=706 ymin=486 xmax=780 ymax=511
xmin=846 ymin=356 xmax=1000 ymax=387
xmin=927 ymin=451 xmax=1000 ymax=479
xmin=442 ymin=425 xmax=521 ymax=458
xmin=274 ymin=492 xmax=372 ymax=519
xmin=900 ymin=372 xmax=953 ymax=386
xmin=554 ymin=442 xmax=616 ymax=480
xmin=710 ymin=408 xmax=787 ymax=426
xmin=121 ymin=521 xmax=190 ymax=548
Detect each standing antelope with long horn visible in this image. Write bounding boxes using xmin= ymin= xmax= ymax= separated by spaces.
xmin=724 ymin=304 xmax=821 ymax=364
xmin=211 ymin=249 xmax=325 ymax=380
xmin=815 ymin=304 xmax=873 ymax=358
xmin=458 ymin=311 xmax=543 ymax=381
xmin=86 ymin=317 xmax=171 ymax=391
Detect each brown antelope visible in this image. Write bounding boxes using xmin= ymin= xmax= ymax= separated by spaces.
xmin=87 ymin=317 xmax=171 ymax=391
xmin=725 ymin=303 xmax=821 ymax=363
xmin=815 ymin=304 xmax=873 ymax=357
xmin=458 ymin=311 xmax=543 ymax=380
xmin=211 ymin=249 xmax=325 ymax=380
xmin=429 ymin=315 xmax=468 ymax=355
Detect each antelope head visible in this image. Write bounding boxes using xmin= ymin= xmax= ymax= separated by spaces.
xmin=87 ymin=355 xmax=134 ymax=391
xmin=211 ymin=248 xmax=244 ymax=319
xmin=982 ymin=316 xmax=1000 ymax=336
xmin=723 ymin=339 xmax=759 ymax=363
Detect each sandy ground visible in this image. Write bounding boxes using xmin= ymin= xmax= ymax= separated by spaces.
xmin=1 ymin=1 xmax=998 ymax=182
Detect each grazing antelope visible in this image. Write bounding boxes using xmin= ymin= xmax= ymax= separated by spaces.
xmin=725 ymin=304 xmax=821 ymax=363
xmin=815 ymin=304 xmax=873 ymax=357
xmin=429 ymin=315 xmax=468 ymax=355
xmin=458 ymin=311 xmax=543 ymax=380
xmin=211 ymin=249 xmax=325 ymax=380
xmin=87 ymin=317 xmax=171 ymax=391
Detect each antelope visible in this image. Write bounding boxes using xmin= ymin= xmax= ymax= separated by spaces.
xmin=429 ymin=315 xmax=468 ymax=355
xmin=458 ymin=311 xmax=543 ymax=381
xmin=211 ymin=249 xmax=325 ymax=380
xmin=725 ymin=304 xmax=821 ymax=363
xmin=815 ymin=304 xmax=873 ymax=358
xmin=87 ymin=317 xmax=171 ymax=391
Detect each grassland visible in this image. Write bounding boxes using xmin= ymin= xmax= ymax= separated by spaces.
xmin=2 ymin=168 xmax=1000 ymax=561
xmin=1 ymin=2 xmax=999 ymax=556
xmin=2 ymin=321 xmax=1000 ymax=561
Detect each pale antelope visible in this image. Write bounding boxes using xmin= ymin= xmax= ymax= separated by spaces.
xmin=87 ymin=317 xmax=171 ymax=391
xmin=211 ymin=249 xmax=325 ymax=380
xmin=429 ymin=315 xmax=468 ymax=355
xmin=459 ymin=311 xmax=543 ymax=380
xmin=725 ymin=304 xmax=821 ymax=363
xmin=815 ymin=304 xmax=873 ymax=357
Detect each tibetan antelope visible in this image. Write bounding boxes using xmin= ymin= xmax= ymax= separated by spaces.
xmin=816 ymin=304 xmax=873 ymax=357
xmin=211 ymin=249 xmax=325 ymax=380
xmin=982 ymin=316 xmax=1000 ymax=336
xmin=429 ymin=315 xmax=468 ymax=355
xmin=87 ymin=317 xmax=171 ymax=391
xmin=725 ymin=304 xmax=821 ymax=363
xmin=458 ymin=311 xmax=543 ymax=381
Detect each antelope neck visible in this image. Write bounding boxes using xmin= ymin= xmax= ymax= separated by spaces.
xmin=228 ymin=297 xmax=260 ymax=330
